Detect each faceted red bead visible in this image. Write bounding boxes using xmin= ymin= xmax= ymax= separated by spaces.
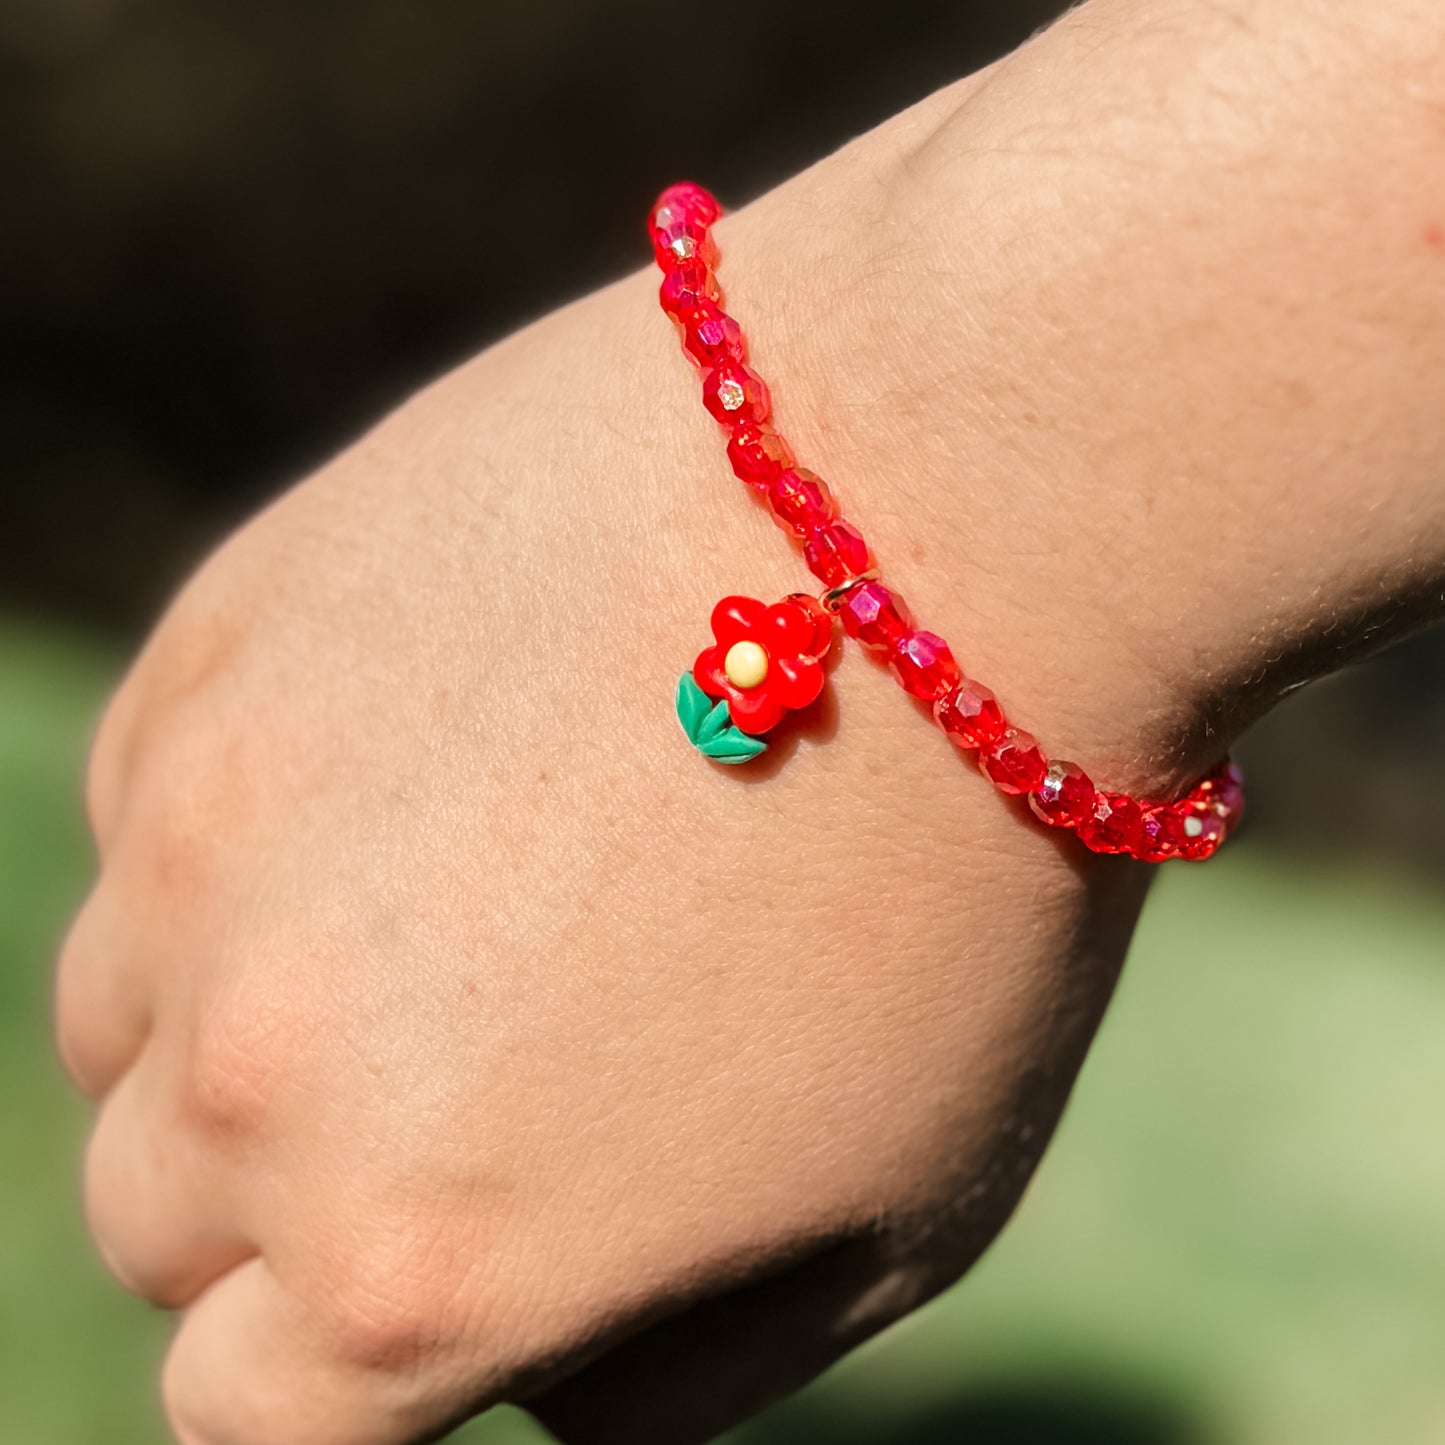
xmin=766 ymin=468 xmax=835 ymax=537
xmin=839 ymin=581 xmax=914 ymax=655
xmin=803 ymin=521 xmax=872 ymax=587
xmin=934 ymin=680 xmax=1007 ymax=751
xmin=649 ymin=183 xmax=720 ymax=270
xmin=1028 ymin=760 xmax=1095 ymax=828
xmin=889 ymin=630 xmax=962 ymax=700
xmin=1192 ymin=759 xmax=1245 ymax=835
xmin=681 ymin=301 xmax=745 ymax=369
xmin=1138 ymin=809 xmax=1173 ymax=861
xmin=653 ymin=219 xmax=716 ymax=271
xmin=650 ymin=182 xmax=720 ymax=234
xmin=980 ymin=728 xmax=1047 ymax=795
xmin=703 ymin=359 xmax=771 ymax=426
xmin=726 ymin=424 xmax=795 ymax=490
xmin=659 ymin=262 xmax=719 ymax=322
xmin=1139 ymin=802 xmax=1224 ymax=863
xmin=1078 ymin=791 xmax=1145 ymax=855
xmin=1177 ymin=805 xmax=1226 ymax=861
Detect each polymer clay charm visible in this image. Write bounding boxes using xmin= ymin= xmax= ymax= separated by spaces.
xmin=676 ymin=593 xmax=833 ymax=763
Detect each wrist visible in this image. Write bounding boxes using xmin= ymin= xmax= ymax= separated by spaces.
xmin=695 ymin=0 xmax=1445 ymax=800
xmin=697 ymin=113 xmax=1200 ymax=799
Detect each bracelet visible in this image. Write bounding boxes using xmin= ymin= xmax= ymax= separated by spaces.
xmin=650 ymin=182 xmax=1242 ymax=863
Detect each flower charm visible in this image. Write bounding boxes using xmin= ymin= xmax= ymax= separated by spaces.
xmin=676 ymin=594 xmax=833 ymax=763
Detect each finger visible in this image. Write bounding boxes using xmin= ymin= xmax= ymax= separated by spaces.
xmin=85 ymin=1051 xmax=253 ymax=1308
xmin=54 ymin=883 xmax=151 ymax=1098
xmin=161 ymin=1257 xmax=473 ymax=1445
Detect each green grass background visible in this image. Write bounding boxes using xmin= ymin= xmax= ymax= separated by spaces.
xmin=3 ymin=616 xmax=1443 ymax=1445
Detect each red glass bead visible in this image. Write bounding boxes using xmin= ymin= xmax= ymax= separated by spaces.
xmin=934 ymin=680 xmax=1007 ymax=751
xmin=766 ymin=468 xmax=835 ymax=538
xmin=1193 ymin=759 xmax=1245 ymax=835
xmin=981 ymin=728 xmax=1047 ymax=795
xmin=1028 ymin=760 xmax=1095 ymax=828
xmin=659 ymin=262 xmax=719 ymax=322
xmin=1138 ymin=802 xmax=1225 ymax=863
xmin=839 ymin=581 xmax=914 ymax=655
xmin=1177 ymin=805 xmax=1226 ymax=861
xmin=703 ymin=359 xmax=771 ymax=426
xmin=649 ymin=183 xmax=720 ymax=270
xmin=650 ymin=182 xmax=720 ymax=234
xmin=727 ymin=424 xmax=795 ymax=490
xmin=890 ymin=630 xmax=962 ymax=701
xmin=1135 ymin=807 xmax=1181 ymax=863
xmin=653 ymin=220 xmax=716 ymax=271
xmin=1079 ymin=791 xmax=1144 ymax=855
xmin=681 ymin=301 xmax=745 ymax=369
xmin=803 ymin=521 xmax=872 ymax=587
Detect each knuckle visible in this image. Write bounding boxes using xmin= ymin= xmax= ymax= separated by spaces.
xmin=320 ymin=1227 xmax=476 ymax=1374
xmin=325 ymin=1279 xmax=443 ymax=1375
xmin=126 ymin=730 xmax=248 ymax=912
xmin=92 ymin=587 xmax=259 ymax=871
xmin=177 ymin=1001 xmax=293 ymax=1144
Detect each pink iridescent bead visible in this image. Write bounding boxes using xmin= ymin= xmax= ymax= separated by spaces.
xmin=767 ymin=468 xmax=835 ymax=537
xmin=726 ymin=424 xmax=794 ymax=491
xmin=981 ymin=729 xmax=1047 ymax=795
xmin=650 ymin=182 xmax=720 ymax=233
xmin=1029 ymin=760 xmax=1095 ymax=828
xmin=660 ymin=262 xmax=719 ymax=322
xmin=934 ymin=680 xmax=1007 ymax=750
xmin=803 ymin=521 xmax=872 ymax=587
xmin=681 ymin=302 xmax=745 ymax=369
xmin=838 ymin=581 xmax=914 ymax=655
xmin=703 ymin=359 xmax=771 ymax=426
xmin=649 ymin=184 xmax=720 ymax=270
xmin=890 ymin=631 xmax=961 ymax=701
xmin=653 ymin=220 xmax=716 ymax=271
xmin=1193 ymin=760 xmax=1245 ymax=835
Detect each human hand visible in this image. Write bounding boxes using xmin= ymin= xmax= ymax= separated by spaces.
xmin=56 ymin=0 xmax=1445 ymax=1440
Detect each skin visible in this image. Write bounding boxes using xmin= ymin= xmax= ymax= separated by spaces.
xmin=55 ymin=1 xmax=1445 ymax=1441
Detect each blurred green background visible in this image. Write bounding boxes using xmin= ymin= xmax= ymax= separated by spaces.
xmin=6 ymin=615 xmax=1444 ymax=1444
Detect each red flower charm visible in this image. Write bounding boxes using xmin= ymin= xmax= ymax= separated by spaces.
xmin=693 ymin=594 xmax=832 ymax=734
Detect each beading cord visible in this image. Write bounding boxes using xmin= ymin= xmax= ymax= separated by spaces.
xmin=649 ymin=181 xmax=1242 ymax=862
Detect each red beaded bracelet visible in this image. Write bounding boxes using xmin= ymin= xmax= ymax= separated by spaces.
xmin=650 ymin=182 xmax=1242 ymax=862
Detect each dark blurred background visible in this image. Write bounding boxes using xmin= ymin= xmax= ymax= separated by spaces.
xmin=2 ymin=3 xmax=1443 ymax=1443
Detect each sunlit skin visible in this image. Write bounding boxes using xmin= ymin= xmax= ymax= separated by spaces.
xmin=56 ymin=2 xmax=1445 ymax=1442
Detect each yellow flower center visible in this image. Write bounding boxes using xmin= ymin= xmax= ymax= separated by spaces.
xmin=723 ymin=640 xmax=769 ymax=690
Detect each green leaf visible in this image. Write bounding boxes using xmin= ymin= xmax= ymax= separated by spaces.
xmin=698 ymin=699 xmax=733 ymax=744
xmin=698 ymin=727 xmax=768 ymax=764
xmin=675 ymin=671 xmax=712 ymax=741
